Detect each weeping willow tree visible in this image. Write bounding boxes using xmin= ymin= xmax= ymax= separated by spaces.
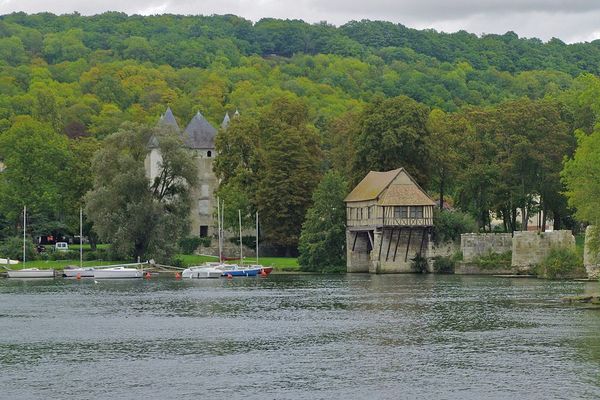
xmin=84 ymin=123 xmax=198 ymax=262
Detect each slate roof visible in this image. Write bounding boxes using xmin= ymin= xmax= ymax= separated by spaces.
xmin=345 ymin=168 xmax=435 ymax=206
xmin=183 ymin=111 xmax=217 ymax=149
xmin=157 ymin=107 xmax=180 ymax=132
xmin=221 ymin=112 xmax=230 ymax=129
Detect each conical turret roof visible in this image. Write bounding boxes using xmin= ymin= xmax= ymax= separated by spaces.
xmin=221 ymin=112 xmax=231 ymax=129
xmin=157 ymin=107 xmax=180 ymax=132
xmin=183 ymin=111 xmax=217 ymax=149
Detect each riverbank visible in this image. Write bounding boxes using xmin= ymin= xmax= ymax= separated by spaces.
xmin=1 ymin=255 xmax=301 ymax=273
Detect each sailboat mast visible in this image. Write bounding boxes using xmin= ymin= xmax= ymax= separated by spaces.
xmin=256 ymin=212 xmax=259 ymax=265
xmin=239 ymin=209 xmax=243 ymax=266
xmin=217 ymin=196 xmax=221 ymax=263
xmin=80 ymin=207 xmax=83 ymax=268
xmin=23 ymin=205 xmax=26 ymax=265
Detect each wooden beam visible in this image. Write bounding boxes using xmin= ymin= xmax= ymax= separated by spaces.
xmin=393 ymin=227 xmax=402 ymax=262
xmin=378 ymin=230 xmax=383 ymax=261
xmin=385 ymin=229 xmax=394 ymax=261
xmin=367 ymin=231 xmax=374 ymax=250
xmin=352 ymin=232 xmax=358 ymax=251
xmin=404 ymin=227 xmax=412 ymax=262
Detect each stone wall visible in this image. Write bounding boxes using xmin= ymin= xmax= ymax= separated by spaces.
xmin=511 ymin=230 xmax=575 ymax=270
xmin=375 ymin=228 xmax=429 ymax=273
xmin=347 ymin=231 xmax=370 ymax=273
xmin=584 ymin=226 xmax=600 ymax=279
xmin=460 ymin=233 xmax=512 ymax=262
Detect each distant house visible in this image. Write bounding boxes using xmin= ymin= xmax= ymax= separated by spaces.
xmin=345 ymin=168 xmax=435 ymax=273
xmin=145 ymin=107 xmax=233 ymax=237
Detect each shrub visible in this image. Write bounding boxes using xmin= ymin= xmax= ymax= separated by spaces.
xmin=411 ymin=254 xmax=428 ymax=273
xmin=537 ymin=246 xmax=585 ymax=279
xmin=475 ymin=251 xmax=512 ymax=270
xmin=433 ymin=256 xmax=455 ymax=274
xmin=0 ymin=236 xmax=37 ymax=261
xmin=433 ymin=210 xmax=477 ymax=243
xmin=179 ymin=237 xmax=203 ymax=254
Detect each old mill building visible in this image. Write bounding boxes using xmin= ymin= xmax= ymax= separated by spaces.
xmin=345 ymin=168 xmax=436 ymax=273
xmin=145 ymin=107 xmax=235 ymax=238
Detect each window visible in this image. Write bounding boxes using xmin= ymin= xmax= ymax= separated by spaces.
xmin=201 ymin=184 xmax=209 ymax=197
xmin=207 ymin=151 xmax=212 ymax=157
xmin=198 ymin=200 xmax=210 ymax=215
xmin=394 ymin=206 xmax=408 ymax=219
xmin=409 ymin=206 xmax=424 ymax=218
xmin=199 ymin=226 xmax=208 ymax=237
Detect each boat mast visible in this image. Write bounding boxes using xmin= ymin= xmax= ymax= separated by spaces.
xmin=239 ymin=209 xmax=243 ymax=266
xmin=217 ymin=196 xmax=222 ymax=263
xmin=23 ymin=205 xmax=26 ymax=265
xmin=256 ymin=212 xmax=259 ymax=265
xmin=80 ymin=207 xmax=83 ymax=268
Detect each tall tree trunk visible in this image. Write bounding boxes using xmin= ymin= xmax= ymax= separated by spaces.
xmin=541 ymin=204 xmax=547 ymax=233
xmin=522 ymin=205 xmax=528 ymax=231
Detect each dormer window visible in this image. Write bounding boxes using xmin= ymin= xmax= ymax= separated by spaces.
xmin=207 ymin=151 xmax=212 ymax=157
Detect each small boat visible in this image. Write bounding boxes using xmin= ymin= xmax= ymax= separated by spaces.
xmin=0 ymin=258 xmax=19 ymax=265
xmin=216 ymin=264 xmax=261 ymax=277
xmin=62 ymin=266 xmax=95 ymax=278
xmin=6 ymin=268 xmax=55 ymax=278
xmin=181 ymin=265 xmax=222 ymax=279
xmin=93 ymin=266 xmax=143 ymax=279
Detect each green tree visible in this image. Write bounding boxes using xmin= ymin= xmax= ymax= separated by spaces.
xmin=0 ymin=116 xmax=72 ymax=236
xmin=254 ymin=97 xmax=323 ymax=254
xmin=84 ymin=123 xmax=198 ymax=262
xmin=352 ymin=95 xmax=430 ymax=187
xmin=562 ymin=129 xmax=600 ymax=252
xmin=298 ymin=171 xmax=348 ymax=271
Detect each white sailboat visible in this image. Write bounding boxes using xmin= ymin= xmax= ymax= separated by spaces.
xmin=182 ymin=197 xmax=226 ymax=279
xmin=63 ymin=208 xmax=95 ymax=278
xmin=93 ymin=265 xmax=143 ymax=279
xmin=6 ymin=206 xmax=55 ymax=278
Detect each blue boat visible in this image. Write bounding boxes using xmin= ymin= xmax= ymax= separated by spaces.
xmin=217 ymin=265 xmax=261 ymax=277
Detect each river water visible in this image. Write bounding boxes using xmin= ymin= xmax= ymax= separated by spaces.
xmin=1 ymin=274 xmax=599 ymax=399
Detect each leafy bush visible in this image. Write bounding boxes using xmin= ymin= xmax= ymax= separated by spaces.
xmin=411 ymin=254 xmax=429 ymax=273
xmin=83 ymin=249 xmax=109 ymax=261
xmin=179 ymin=237 xmax=206 ymax=254
xmin=49 ymin=250 xmax=80 ymax=261
xmin=433 ymin=256 xmax=455 ymax=274
xmin=0 ymin=236 xmax=37 ymax=261
xmin=475 ymin=251 xmax=512 ymax=270
xmin=537 ymin=246 xmax=585 ymax=279
xmin=433 ymin=210 xmax=477 ymax=243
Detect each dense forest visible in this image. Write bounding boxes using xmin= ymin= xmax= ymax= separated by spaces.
xmin=1 ymin=12 xmax=600 ymax=263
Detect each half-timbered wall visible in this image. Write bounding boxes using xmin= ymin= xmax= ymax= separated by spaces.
xmin=347 ymin=204 xmax=434 ymax=228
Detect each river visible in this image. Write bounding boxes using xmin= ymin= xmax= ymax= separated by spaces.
xmin=1 ymin=274 xmax=599 ymax=399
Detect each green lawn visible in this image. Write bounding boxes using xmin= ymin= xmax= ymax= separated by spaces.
xmin=176 ymin=254 xmax=300 ymax=271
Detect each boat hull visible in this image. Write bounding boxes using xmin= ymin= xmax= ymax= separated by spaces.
xmin=7 ymin=269 xmax=55 ymax=278
xmin=63 ymin=268 xmax=95 ymax=278
xmin=182 ymin=267 xmax=222 ymax=279
xmin=93 ymin=268 xmax=142 ymax=279
xmin=218 ymin=266 xmax=261 ymax=277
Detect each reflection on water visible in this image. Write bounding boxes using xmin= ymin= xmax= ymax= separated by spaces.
xmin=1 ymin=274 xmax=599 ymax=399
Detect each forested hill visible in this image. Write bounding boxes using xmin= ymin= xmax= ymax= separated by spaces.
xmin=2 ymin=13 xmax=600 ymax=75
xmin=0 ymin=12 xmax=598 ymax=127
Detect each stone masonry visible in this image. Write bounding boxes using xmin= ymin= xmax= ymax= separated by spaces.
xmin=584 ymin=226 xmax=600 ymax=279
xmin=511 ymin=230 xmax=575 ymax=270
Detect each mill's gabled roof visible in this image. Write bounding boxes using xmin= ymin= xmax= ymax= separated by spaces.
xmin=344 ymin=168 xmax=435 ymax=206
xmin=183 ymin=111 xmax=217 ymax=149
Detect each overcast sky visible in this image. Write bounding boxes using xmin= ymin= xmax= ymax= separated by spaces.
xmin=1 ymin=0 xmax=599 ymax=43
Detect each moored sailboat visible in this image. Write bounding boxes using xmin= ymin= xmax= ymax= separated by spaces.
xmin=6 ymin=206 xmax=55 ymax=279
